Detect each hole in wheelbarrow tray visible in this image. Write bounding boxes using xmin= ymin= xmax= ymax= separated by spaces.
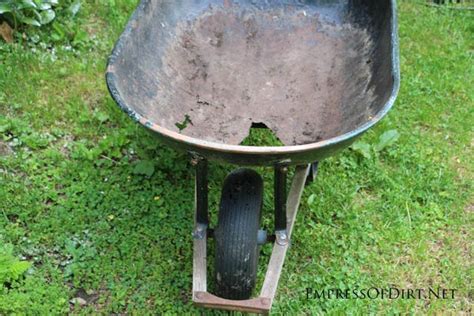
xmin=240 ymin=123 xmax=284 ymax=147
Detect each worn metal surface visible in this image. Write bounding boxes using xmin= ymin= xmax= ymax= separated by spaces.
xmin=144 ymin=4 xmax=375 ymax=146
xmin=107 ymin=0 xmax=399 ymax=165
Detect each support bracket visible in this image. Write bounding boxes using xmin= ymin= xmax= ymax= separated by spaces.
xmin=192 ymin=164 xmax=311 ymax=313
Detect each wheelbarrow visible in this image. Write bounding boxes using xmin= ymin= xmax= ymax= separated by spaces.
xmin=106 ymin=0 xmax=399 ymax=313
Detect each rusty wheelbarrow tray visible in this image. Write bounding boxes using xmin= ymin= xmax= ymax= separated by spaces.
xmin=106 ymin=0 xmax=399 ymax=313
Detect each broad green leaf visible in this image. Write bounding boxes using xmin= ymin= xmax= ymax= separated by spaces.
xmin=375 ymin=130 xmax=400 ymax=152
xmin=307 ymin=193 xmax=317 ymax=205
xmin=33 ymin=8 xmax=42 ymax=20
xmin=68 ymin=0 xmax=81 ymax=16
xmin=351 ymin=141 xmax=372 ymax=159
xmin=0 ymin=3 xmax=13 ymax=14
xmin=39 ymin=9 xmax=55 ymax=24
xmin=19 ymin=17 xmax=41 ymax=27
xmin=94 ymin=112 xmax=110 ymax=123
xmin=52 ymin=21 xmax=65 ymax=36
xmin=37 ymin=3 xmax=52 ymax=10
xmin=73 ymin=29 xmax=88 ymax=44
xmin=20 ymin=0 xmax=37 ymax=9
xmin=0 ymin=124 xmax=10 ymax=133
xmin=0 ymin=244 xmax=31 ymax=284
xmin=10 ymin=261 xmax=31 ymax=279
xmin=50 ymin=32 xmax=62 ymax=41
xmin=133 ymin=160 xmax=155 ymax=177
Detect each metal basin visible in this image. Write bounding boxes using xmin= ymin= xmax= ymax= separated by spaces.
xmin=106 ymin=0 xmax=399 ymax=165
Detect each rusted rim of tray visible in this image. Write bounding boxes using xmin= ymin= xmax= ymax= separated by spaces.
xmin=106 ymin=0 xmax=399 ymax=157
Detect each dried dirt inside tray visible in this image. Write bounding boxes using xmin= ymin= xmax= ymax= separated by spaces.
xmin=141 ymin=6 xmax=376 ymax=145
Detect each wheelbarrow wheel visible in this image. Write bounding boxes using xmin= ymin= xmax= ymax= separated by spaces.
xmin=214 ymin=168 xmax=263 ymax=300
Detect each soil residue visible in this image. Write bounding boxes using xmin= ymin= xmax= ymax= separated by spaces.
xmin=142 ymin=5 xmax=375 ymax=145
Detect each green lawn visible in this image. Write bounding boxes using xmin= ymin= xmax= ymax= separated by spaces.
xmin=0 ymin=1 xmax=472 ymax=314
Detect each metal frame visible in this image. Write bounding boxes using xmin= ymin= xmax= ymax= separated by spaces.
xmin=306 ymin=162 xmax=319 ymax=184
xmin=274 ymin=166 xmax=288 ymax=232
xmin=192 ymin=163 xmax=311 ymax=313
xmin=192 ymin=155 xmax=208 ymax=227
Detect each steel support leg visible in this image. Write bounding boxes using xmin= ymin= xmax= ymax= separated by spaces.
xmin=192 ymin=156 xmax=208 ymax=239
xmin=274 ymin=166 xmax=288 ymax=244
xmin=305 ymin=161 xmax=319 ymax=185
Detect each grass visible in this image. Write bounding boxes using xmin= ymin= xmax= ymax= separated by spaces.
xmin=0 ymin=1 xmax=473 ymax=314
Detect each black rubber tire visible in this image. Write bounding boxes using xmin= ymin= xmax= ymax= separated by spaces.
xmin=214 ymin=168 xmax=263 ymax=300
